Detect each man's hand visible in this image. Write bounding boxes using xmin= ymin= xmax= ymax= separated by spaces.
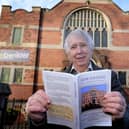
xmin=25 ymin=90 xmax=51 ymax=122
xmin=102 ymin=91 xmax=126 ymax=120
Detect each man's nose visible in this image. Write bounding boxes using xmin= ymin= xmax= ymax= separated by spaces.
xmin=76 ymin=46 xmax=82 ymax=53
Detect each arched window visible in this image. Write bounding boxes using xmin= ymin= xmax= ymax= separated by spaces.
xmin=63 ymin=8 xmax=111 ymax=48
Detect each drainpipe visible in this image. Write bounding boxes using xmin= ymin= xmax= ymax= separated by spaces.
xmin=33 ymin=8 xmax=44 ymax=93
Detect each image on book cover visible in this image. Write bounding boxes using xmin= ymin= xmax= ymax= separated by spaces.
xmin=81 ymin=84 xmax=106 ymax=112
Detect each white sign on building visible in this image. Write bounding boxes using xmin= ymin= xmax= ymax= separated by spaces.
xmin=0 ymin=50 xmax=30 ymax=62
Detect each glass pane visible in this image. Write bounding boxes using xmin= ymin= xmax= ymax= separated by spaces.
xmin=12 ymin=27 xmax=22 ymax=45
xmin=88 ymin=28 xmax=93 ymax=38
xmin=102 ymin=29 xmax=107 ymax=47
xmin=94 ymin=29 xmax=100 ymax=47
xmin=64 ymin=29 xmax=71 ymax=44
xmin=0 ymin=68 xmax=10 ymax=83
xmin=13 ymin=68 xmax=23 ymax=83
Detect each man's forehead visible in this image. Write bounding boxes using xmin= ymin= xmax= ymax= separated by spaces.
xmin=70 ymin=33 xmax=85 ymax=38
xmin=68 ymin=36 xmax=87 ymax=45
xmin=68 ymin=34 xmax=86 ymax=42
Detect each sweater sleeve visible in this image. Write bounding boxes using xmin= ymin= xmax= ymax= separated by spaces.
xmin=28 ymin=113 xmax=47 ymax=129
xmin=28 ymin=113 xmax=71 ymax=129
xmin=111 ymin=71 xmax=129 ymax=129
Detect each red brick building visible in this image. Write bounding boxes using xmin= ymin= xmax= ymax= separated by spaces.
xmin=0 ymin=0 xmax=129 ymax=100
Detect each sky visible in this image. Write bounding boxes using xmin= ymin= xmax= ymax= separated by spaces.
xmin=113 ymin=0 xmax=129 ymax=11
xmin=0 ymin=0 xmax=62 ymax=12
xmin=0 ymin=0 xmax=129 ymax=13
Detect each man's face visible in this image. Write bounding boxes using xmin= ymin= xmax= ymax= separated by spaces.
xmin=67 ymin=35 xmax=92 ymax=67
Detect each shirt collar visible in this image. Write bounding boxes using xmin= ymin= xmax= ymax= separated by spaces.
xmin=70 ymin=61 xmax=93 ymax=74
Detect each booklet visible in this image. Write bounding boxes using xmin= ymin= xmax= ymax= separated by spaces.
xmin=42 ymin=69 xmax=112 ymax=129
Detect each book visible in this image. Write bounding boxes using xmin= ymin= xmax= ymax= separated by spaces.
xmin=42 ymin=69 xmax=112 ymax=129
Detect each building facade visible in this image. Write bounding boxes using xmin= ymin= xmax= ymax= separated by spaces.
xmin=0 ymin=0 xmax=129 ymax=100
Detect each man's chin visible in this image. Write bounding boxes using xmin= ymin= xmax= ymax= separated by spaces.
xmin=76 ymin=63 xmax=87 ymax=67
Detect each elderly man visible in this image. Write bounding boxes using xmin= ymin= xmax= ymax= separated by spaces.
xmin=26 ymin=29 xmax=129 ymax=129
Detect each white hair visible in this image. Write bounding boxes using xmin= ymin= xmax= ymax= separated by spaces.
xmin=64 ymin=29 xmax=94 ymax=53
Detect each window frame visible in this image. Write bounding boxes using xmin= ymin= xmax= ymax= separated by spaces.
xmin=0 ymin=67 xmax=11 ymax=83
xmin=11 ymin=26 xmax=23 ymax=45
xmin=63 ymin=7 xmax=112 ymax=48
xmin=13 ymin=68 xmax=23 ymax=84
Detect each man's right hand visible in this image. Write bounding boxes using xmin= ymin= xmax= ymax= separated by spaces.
xmin=25 ymin=90 xmax=51 ymax=122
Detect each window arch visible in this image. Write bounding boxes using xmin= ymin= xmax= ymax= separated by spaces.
xmin=63 ymin=8 xmax=111 ymax=48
